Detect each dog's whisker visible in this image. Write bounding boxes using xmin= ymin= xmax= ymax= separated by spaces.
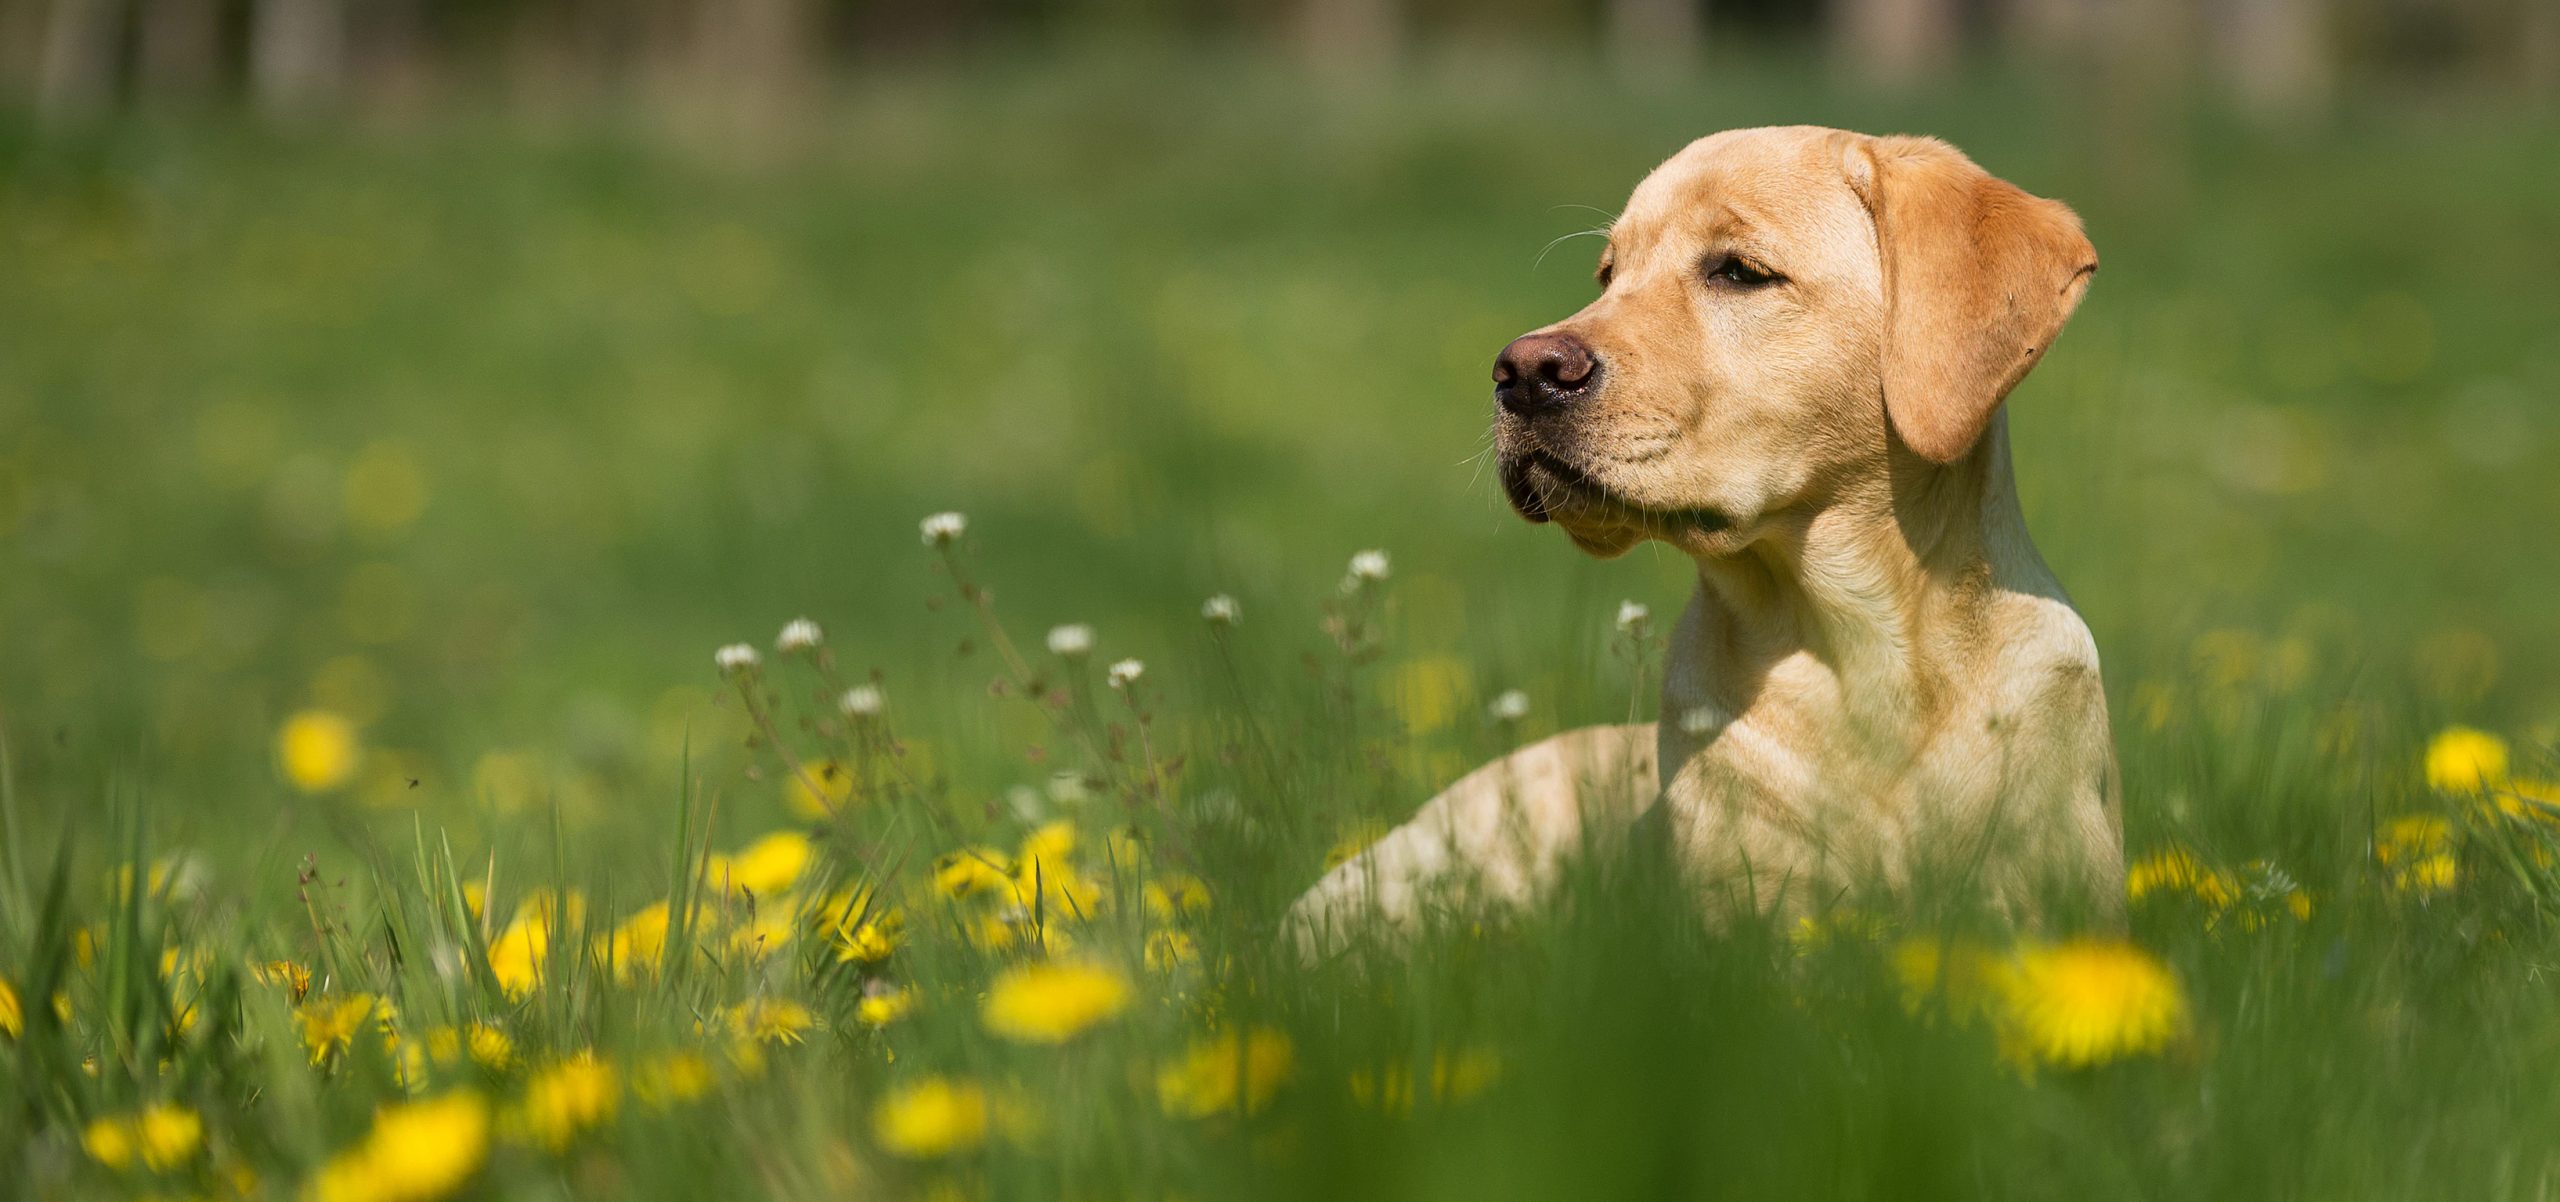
xmin=1532 ymin=227 xmax=1610 ymax=273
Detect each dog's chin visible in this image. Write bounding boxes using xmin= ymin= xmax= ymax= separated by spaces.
xmin=1498 ymin=451 xmax=1732 ymax=558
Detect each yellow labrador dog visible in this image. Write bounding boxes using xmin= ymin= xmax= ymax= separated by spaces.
xmin=1291 ymin=126 xmax=2121 ymax=945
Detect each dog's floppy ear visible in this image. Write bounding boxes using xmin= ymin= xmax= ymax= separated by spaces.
xmin=1850 ymin=136 xmax=2097 ymax=463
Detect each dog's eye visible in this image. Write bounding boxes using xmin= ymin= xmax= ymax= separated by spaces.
xmin=1704 ymin=255 xmax=1779 ymax=288
xmin=1596 ymin=262 xmax=1615 ymax=290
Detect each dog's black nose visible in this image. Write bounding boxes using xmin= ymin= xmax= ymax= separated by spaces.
xmin=1493 ymin=331 xmax=1599 ymax=416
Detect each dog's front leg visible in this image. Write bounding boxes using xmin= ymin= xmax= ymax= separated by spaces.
xmin=1285 ymin=723 xmax=1658 ymax=954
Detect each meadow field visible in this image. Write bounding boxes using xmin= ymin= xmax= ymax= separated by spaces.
xmin=3 ymin=52 xmax=2559 ymax=1200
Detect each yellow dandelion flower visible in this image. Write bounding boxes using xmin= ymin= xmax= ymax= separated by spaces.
xmin=786 ymin=758 xmax=857 ymax=820
xmin=278 ymin=710 xmax=361 ymax=793
xmin=420 ymin=1023 xmax=512 ymax=1071
xmin=1891 ymin=938 xmax=2004 ymax=1018
xmin=981 ymin=959 xmax=1130 ymax=1044
xmin=726 ymin=902 xmax=800 ymax=960
xmin=306 ymin=1090 xmax=490 ymax=1202
xmin=933 ymin=847 xmax=1014 ymax=900
xmin=834 ymin=907 xmax=906 ymax=964
xmin=725 ymin=998 xmax=818 ymax=1046
xmin=1015 ymin=820 xmax=1077 ymax=872
xmin=485 ymin=922 xmax=547 ymax=998
xmin=2125 ymin=847 xmax=2239 ymax=910
xmin=706 ymin=831 xmax=811 ymax=898
xmin=1995 ymin=939 xmax=2189 ymax=1069
xmin=1143 ymin=873 xmax=1211 ymax=922
xmin=2396 ymin=853 xmax=2459 ymax=895
xmin=872 ymin=1077 xmax=989 ymax=1159
xmin=603 ymin=901 xmax=670 ymax=982
xmin=2376 ymin=815 xmax=2460 ymax=894
xmin=2425 ymin=726 xmax=2510 ymax=793
xmin=508 ymin=1052 xmax=618 ymax=1152
xmin=83 ymin=1103 xmax=202 ymax=1171
xmin=967 ymin=911 xmax=1022 ymax=952
xmin=1786 ymin=909 xmax=1890 ymax=954
xmin=253 ymin=959 xmax=314 ymax=1003
xmin=1157 ymin=1028 xmax=1295 ymax=1118
xmin=297 ymin=994 xmax=384 ymax=1064
xmin=1014 ymin=864 xmax=1105 ymax=922
xmin=1348 ymin=1047 xmax=1502 ymax=1114
xmin=633 ymin=1051 xmax=715 ymax=1108
xmin=857 ymin=986 xmax=917 ymax=1027
xmin=0 ymin=976 xmax=19 ymax=1038
xmin=1144 ymin=930 xmax=1199 ymax=971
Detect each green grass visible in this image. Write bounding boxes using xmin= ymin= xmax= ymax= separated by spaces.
xmin=2 ymin=50 xmax=2559 ymax=1200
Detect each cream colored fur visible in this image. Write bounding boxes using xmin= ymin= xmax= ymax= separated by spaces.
xmin=1290 ymin=126 xmax=2122 ymax=949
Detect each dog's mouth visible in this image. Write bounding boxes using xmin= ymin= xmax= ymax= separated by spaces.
xmin=1498 ymin=449 xmax=1730 ymax=534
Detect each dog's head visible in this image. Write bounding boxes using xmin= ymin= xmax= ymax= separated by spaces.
xmin=1495 ymin=126 xmax=2098 ymax=558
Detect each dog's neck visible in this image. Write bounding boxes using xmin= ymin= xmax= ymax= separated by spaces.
xmin=1662 ymin=414 xmax=2053 ymax=757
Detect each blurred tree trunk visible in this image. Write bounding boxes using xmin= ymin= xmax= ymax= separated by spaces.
xmin=39 ymin=0 xmax=127 ymax=117
xmin=1298 ymin=0 xmax=1400 ymax=77
xmin=645 ymin=0 xmax=818 ymax=154
xmin=2218 ymin=0 xmax=2333 ymax=120
xmin=2524 ymin=0 xmax=2560 ymax=101
xmin=1607 ymin=0 xmax=1705 ymax=79
xmin=251 ymin=0 xmax=344 ymax=111
xmin=138 ymin=0 xmax=222 ymax=97
xmin=1832 ymin=0 xmax=1958 ymax=86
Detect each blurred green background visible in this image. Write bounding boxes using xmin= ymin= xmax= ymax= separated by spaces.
xmin=1 ymin=0 xmax=2555 ymax=868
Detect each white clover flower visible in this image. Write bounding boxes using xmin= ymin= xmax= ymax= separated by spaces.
xmin=1616 ymin=600 xmax=1651 ymax=632
xmin=1107 ymin=658 xmax=1145 ymax=690
xmin=919 ymin=511 xmax=968 ymax=546
xmin=1047 ymin=624 xmax=1095 ymax=657
xmin=1488 ymin=688 xmax=1531 ymax=722
xmin=1201 ymin=593 xmax=1240 ymax=625
xmin=1347 ymin=549 xmax=1391 ymax=581
xmin=776 ymin=617 xmax=824 ymax=652
xmin=714 ymin=643 xmax=761 ymax=673
xmin=839 ymin=684 xmax=884 ymax=717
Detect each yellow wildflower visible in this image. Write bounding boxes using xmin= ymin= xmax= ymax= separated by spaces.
xmin=604 ymin=901 xmax=670 ymax=982
xmin=725 ymin=998 xmax=818 ymax=1046
xmin=872 ymin=1077 xmax=989 ymax=1159
xmin=932 ymin=847 xmax=1014 ymax=900
xmin=1157 ymin=1028 xmax=1295 ymax=1118
xmin=834 ymin=906 xmax=906 ymax=964
xmin=1891 ymin=938 xmax=2004 ymax=1018
xmin=786 ymin=758 xmax=856 ymax=820
xmin=1145 ymin=930 xmax=1199 ymax=972
xmin=1995 ymin=939 xmax=2189 ymax=1068
xmin=705 ymin=831 xmax=811 ymax=898
xmin=278 ymin=710 xmax=362 ymax=793
xmin=1143 ymin=873 xmax=1210 ymax=922
xmin=306 ymin=1091 xmax=490 ymax=1202
xmin=427 ymin=1023 xmax=513 ymax=1070
xmin=2125 ymin=847 xmax=2239 ymax=910
xmin=508 ymin=1052 xmax=618 ymax=1152
xmin=2425 ymin=726 xmax=2510 ymax=793
xmin=484 ymin=890 xmax=581 ymax=998
xmin=857 ymin=986 xmax=917 ymax=1027
xmin=2377 ymin=815 xmax=2459 ymax=894
xmin=0 ymin=976 xmax=19 ymax=1038
xmin=633 ymin=1051 xmax=715 ymax=1107
xmin=83 ymin=1103 xmax=203 ymax=1171
xmin=981 ymin=959 xmax=1130 ymax=1044
xmin=1015 ymin=820 xmax=1077 ymax=872
xmin=1348 ymin=1047 xmax=1502 ymax=1113
xmin=297 ymin=994 xmax=385 ymax=1064
xmin=727 ymin=902 xmax=801 ymax=960
xmin=254 ymin=959 xmax=313 ymax=1003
